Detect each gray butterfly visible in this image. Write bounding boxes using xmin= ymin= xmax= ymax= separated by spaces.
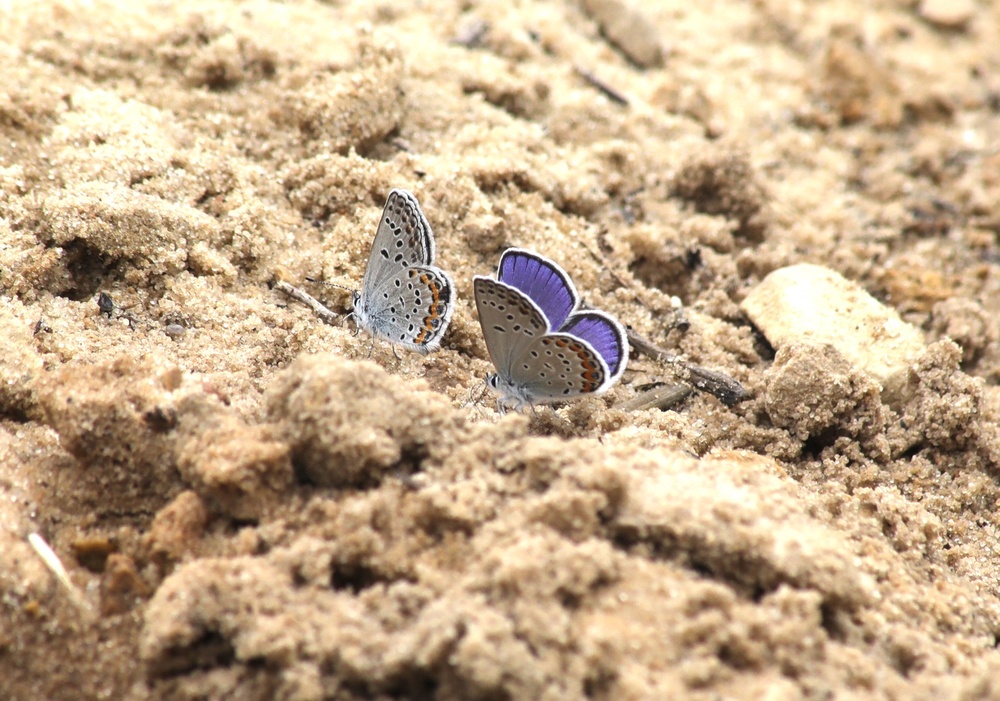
xmin=352 ymin=189 xmax=454 ymax=353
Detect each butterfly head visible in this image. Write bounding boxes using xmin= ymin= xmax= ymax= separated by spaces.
xmin=482 ymin=372 xmax=530 ymax=413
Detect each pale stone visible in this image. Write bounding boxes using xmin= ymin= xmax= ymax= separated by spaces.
xmin=741 ymin=264 xmax=926 ymax=385
xmin=918 ymin=0 xmax=975 ymax=30
xmin=578 ymin=0 xmax=665 ymax=68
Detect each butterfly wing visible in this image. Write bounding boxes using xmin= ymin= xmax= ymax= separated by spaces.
xmin=363 ymin=265 xmax=454 ymax=353
xmin=479 ymin=248 xmax=626 ymax=407
xmin=503 ymin=332 xmax=610 ymax=403
xmin=559 ymin=310 xmax=628 ymax=388
xmin=474 ymin=276 xmax=549 ymax=378
xmin=497 ymin=248 xmax=578 ymax=330
xmin=360 ymin=189 xmax=436 ymax=297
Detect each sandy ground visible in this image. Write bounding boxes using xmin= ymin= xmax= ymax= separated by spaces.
xmin=2 ymin=0 xmax=1000 ymax=699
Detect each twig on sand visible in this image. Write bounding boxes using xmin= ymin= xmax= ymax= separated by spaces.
xmin=274 ymin=280 xmax=343 ymax=326
xmin=626 ymin=328 xmax=750 ymax=407
xmin=575 ymin=65 xmax=630 ymax=106
xmin=617 ymin=383 xmax=692 ymax=411
xmin=576 ymin=245 xmax=748 ymax=408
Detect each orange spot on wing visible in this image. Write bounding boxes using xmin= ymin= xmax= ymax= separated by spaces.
xmin=414 ymin=272 xmax=444 ymax=345
xmin=568 ymin=340 xmax=602 ymax=392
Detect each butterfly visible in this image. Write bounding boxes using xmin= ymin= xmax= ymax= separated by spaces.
xmin=473 ymin=248 xmax=628 ymax=411
xmin=351 ymin=189 xmax=454 ymax=354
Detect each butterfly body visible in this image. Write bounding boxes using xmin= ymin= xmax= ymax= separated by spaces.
xmin=353 ymin=189 xmax=454 ymax=354
xmin=474 ymin=248 xmax=627 ymax=412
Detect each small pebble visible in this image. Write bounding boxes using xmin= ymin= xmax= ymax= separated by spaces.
xmin=578 ymin=0 xmax=664 ymax=68
xmin=164 ymin=324 xmax=186 ymax=339
xmin=97 ymin=292 xmax=115 ymax=318
xmin=918 ymin=0 xmax=974 ymax=30
xmin=71 ymin=536 xmax=118 ymax=573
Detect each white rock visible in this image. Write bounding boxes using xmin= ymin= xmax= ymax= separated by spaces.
xmin=918 ymin=0 xmax=975 ymax=30
xmin=578 ymin=0 xmax=665 ymax=68
xmin=741 ymin=264 xmax=926 ymax=385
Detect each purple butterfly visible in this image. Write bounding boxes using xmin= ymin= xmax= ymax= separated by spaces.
xmin=473 ymin=248 xmax=628 ymax=411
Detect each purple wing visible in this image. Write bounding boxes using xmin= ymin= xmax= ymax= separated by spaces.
xmin=561 ymin=311 xmax=628 ymax=381
xmin=497 ymin=248 xmax=578 ymax=330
